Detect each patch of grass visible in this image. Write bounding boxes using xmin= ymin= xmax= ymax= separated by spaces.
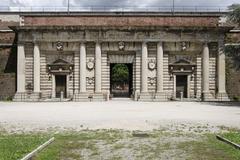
xmin=222 ymin=131 xmax=240 ymax=144
xmin=177 ymin=134 xmax=240 ymax=160
xmin=1 ymin=130 xmax=240 ymax=160
xmin=0 ymin=133 xmax=49 ymax=160
xmin=35 ymin=129 xmax=125 ymax=160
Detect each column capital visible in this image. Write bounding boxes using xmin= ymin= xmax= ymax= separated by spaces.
xmin=157 ymin=41 xmax=163 ymax=46
xmin=79 ymin=41 xmax=86 ymax=45
xmin=17 ymin=42 xmax=25 ymax=46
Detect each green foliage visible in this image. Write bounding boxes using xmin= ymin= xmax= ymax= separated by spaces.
xmin=222 ymin=131 xmax=240 ymax=144
xmin=228 ymin=4 xmax=240 ymax=26
xmin=225 ymin=45 xmax=240 ymax=69
xmin=112 ymin=64 xmax=129 ymax=83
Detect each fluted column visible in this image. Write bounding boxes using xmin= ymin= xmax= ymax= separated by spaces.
xmin=202 ymin=43 xmax=210 ymax=100
xmin=95 ymin=42 xmax=102 ymax=93
xmin=157 ymin=42 xmax=164 ymax=92
xmin=141 ymin=42 xmax=148 ymax=93
xmin=79 ymin=42 xmax=86 ymax=93
xmin=33 ymin=43 xmax=40 ymax=93
xmin=17 ymin=43 xmax=25 ymax=93
xmin=217 ymin=40 xmax=229 ymax=100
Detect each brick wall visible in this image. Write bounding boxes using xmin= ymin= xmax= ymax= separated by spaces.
xmin=23 ymin=16 xmax=219 ymax=27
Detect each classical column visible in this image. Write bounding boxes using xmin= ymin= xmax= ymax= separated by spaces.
xmin=33 ymin=43 xmax=40 ymax=93
xmin=217 ymin=40 xmax=229 ymax=100
xmin=202 ymin=43 xmax=210 ymax=100
xmin=141 ymin=42 xmax=148 ymax=93
xmin=17 ymin=43 xmax=25 ymax=93
xmin=157 ymin=42 xmax=164 ymax=92
xmin=79 ymin=42 xmax=86 ymax=93
xmin=95 ymin=42 xmax=102 ymax=93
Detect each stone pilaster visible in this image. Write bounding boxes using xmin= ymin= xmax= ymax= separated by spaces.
xmin=139 ymin=42 xmax=151 ymax=101
xmin=217 ymin=40 xmax=229 ymax=101
xmin=155 ymin=42 xmax=166 ymax=101
xmin=95 ymin=42 xmax=102 ymax=93
xmin=141 ymin=42 xmax=148 ymax=93
xmin=13 ymin=43 xmax=26 ymax=101
xmin=79 ymin=42 xmax=86 ymax=93
xmin=92 ymin=42 xmax=105 ymax=101
xmin=31 ymin=43 xmax=41 ymax=100
xmin=51 ymin=75 xmax=56 ymax=98
xmin=33 ymin=44 xmax=40 ymax=92
xmin=202 ymin=43 xmax=212 ymax=101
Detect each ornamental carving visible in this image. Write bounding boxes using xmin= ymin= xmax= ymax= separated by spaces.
xmin=148 ymin=77 xmax=156 ymax=85
xmin=56 ymin=41 xmax=63 ymax=51
xmin=148 ymin=59 xmax=156 ymax=70
xmin=87 ymin=59 xmax=95 ymax=70
xmin=118 ymin=41 xmax=125 ymax=51
xmin=87 ymin=77 xmax=95 ymax=85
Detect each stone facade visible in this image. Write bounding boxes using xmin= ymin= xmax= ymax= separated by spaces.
xmin=1 ymin=12 xmax=232 ymax=101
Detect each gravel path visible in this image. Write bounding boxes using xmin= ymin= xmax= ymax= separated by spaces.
xmin=0 ymin=101 xmax=239 ymax=132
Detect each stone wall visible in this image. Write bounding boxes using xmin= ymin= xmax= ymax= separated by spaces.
xmin=0 ymin=15 xmax=19 ymax=100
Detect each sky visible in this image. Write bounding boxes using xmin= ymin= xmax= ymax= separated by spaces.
xmin=1 ymin=0 xmax=239 ymax=7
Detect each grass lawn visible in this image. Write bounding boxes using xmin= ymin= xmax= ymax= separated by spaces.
xmin=0 ymin=133 xmax=49 ymax=160
xmin=0 ymin=130 xmax=239 ymax=160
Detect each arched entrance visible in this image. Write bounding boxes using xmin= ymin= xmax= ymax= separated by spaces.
xmin=110 ymin=63 xmax=133 ymax=98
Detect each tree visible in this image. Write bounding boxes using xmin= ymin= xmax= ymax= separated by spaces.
xmin=228 ymin=4 xmax=240 ymax=26
xmin=112 ymin=64 xmax=129 ymax=84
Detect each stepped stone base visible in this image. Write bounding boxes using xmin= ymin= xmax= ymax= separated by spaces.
xmin=73 ymin=93 xmax=91 ymax=102
xmin=92 ymin=93 xmax=106 ymax=101
xmin=153 ymin=92 xmax=168 ymax=101
xmin=13 ymin=92 xmax=41 ymax=102
xmin=138 ymin=92 xmax=153 ymax=101
xmin=202 ymin=92 xmax=215 ymax=101
xmin=217 ymin=92 xmax=230 ymax=101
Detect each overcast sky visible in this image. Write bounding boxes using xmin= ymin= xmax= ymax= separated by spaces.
xmin=1 ymin=0 xmax=239 ymax=7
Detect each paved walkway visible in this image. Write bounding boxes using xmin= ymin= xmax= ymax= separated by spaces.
xmin=0 ymin=101 xmax=239 ymax=132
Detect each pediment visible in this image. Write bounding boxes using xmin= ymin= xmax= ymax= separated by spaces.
xmin=51 ymin=59 xmax=71 ymax=65
xmin=174 ymin=59 xmax=191 ymax=64
xmin=171 ymin=58 xmax=195 ymax=66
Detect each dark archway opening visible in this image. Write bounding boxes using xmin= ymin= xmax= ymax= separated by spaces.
xmin=110 ymin=63 xmax=133 ymax=98
xmin=176 ymin=75 xmax=188 ymax=98
xmin=55 ymin=75 xmax=67 ymax=98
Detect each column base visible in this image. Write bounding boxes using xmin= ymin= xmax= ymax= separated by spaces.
xmin=13 ymin=92 xmax=27 ymax=101
xmin=217 ymin=92 xmax=230 ymax=101
xmin=92 ymin=92 xmax=106 ymax=101
xmin=138 ymin=92 xmax=153 ymax=101
xmin=13 ymin=92 xmax=41 ymax=102
xmin=202 ymin=92 xmax=215 ymax=101
xmin=153 ymin=92 xmax=168 ymax=101
xmin=73 ymin=92 xmax=90 ymax=102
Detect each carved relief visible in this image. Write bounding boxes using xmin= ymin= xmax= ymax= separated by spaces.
xmin=56 ymin=41 xmax=63 ymax=51
xmin=148 ymin=59 xmax=156 ymax=70
xmin=87 ymin=77 xmax=95 ymax=85
xmin=148 ymin=77 xmax=156 ymax=85
xmin=118 ymin=41 xmax=125 ymax=51
xmin=87 ymin=58 xmax=95 ymax=70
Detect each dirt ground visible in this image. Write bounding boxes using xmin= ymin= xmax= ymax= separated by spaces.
xmin=0 ymin=101 xmax=239 ymax=133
